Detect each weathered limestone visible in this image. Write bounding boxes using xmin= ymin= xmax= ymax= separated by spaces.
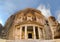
xmin=1 ymin=8 xmax=60 ymax=40
xmin=33 ymin=26 xmax=36 ymax=39
xmin=25 ymin=26 xmax=27 ymax=39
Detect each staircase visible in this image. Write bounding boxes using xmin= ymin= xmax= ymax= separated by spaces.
xmin=6 ymin=40 xmax=55 ymax=42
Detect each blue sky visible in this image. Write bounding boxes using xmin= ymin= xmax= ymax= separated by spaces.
xmin=0 ymin=0 xmax=60 ymax=26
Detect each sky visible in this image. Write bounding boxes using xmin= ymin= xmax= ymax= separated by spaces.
xmin=0 ymin=0 xmax=60 ymax=26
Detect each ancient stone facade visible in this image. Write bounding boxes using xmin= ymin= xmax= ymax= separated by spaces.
xmin=1 ymin=8 xmax=60 ymax=40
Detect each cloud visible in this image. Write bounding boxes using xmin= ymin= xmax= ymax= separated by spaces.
xmin=0 ymin=20 xmax=3 ymax=25
xmin=0 ymin=1 xmax=17 ymax=26
xmin=37 ymin=4 xmax=52 ymax=18
xmin=56 ymin=11 xmax=60 ymax=23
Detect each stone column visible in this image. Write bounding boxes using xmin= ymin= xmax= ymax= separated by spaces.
xmin=52 ymin=27 xmax=54 ymax=39
xmin=43 ymin=29 xmax=45 ymax=39
xmin=38 ymin=27 xmax=40 ymax=39
xmin=33 ymin=26 xmax=36 ymax=39
xmin=20 ymin=26 xmax=22 ymax=39
xmin=25 ymin=26 xmax=27 ymax=39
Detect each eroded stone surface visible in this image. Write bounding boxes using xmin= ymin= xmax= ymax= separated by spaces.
xmin=1 ymin=8 xmax=60 ymax=40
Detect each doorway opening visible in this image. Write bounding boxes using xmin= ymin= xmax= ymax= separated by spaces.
xmin=28 ymin=33 xmax=32 ymax=39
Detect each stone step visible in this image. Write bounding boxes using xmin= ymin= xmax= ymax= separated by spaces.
xmin=6 ymin=40 xmax=55 ymax=42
